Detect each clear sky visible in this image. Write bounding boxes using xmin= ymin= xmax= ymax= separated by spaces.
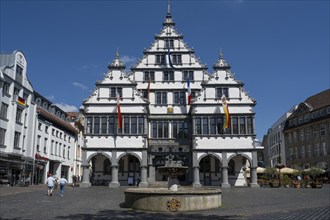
xmin=1 ymin=0 xmax=329 ymax=140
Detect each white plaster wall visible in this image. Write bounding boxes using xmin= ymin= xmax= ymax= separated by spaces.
xmin=86 ymin=136 xmax=144 ymax=149
xmin=195 ymin=137 xmax=254 ymax=150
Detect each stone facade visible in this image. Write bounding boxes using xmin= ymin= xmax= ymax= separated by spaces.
xmin=283 ymin=89 xmax=330 ymax=171
xmin=80 ymin=9 xmax=260 ymax=188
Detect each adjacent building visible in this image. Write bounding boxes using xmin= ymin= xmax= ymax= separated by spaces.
xmin=283 ymin=89 xmax=330 ymax=171
xmin=33 ymin=92 xmax=77 ymax=184
xmin=0 ymin=50 xmax=78 ymax=185
xmin=263 ymin=106 xmax=297 ymax=167
xmin=80 ymin=8 xmax=260 ymax=188
xmin=0 ymin=50 xmax=36 ymax=186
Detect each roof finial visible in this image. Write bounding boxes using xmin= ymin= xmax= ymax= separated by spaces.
xmin=116 ymin=48 xmax=119 ymax=59
xmin=168 ymin=0 xmax=171 ymax=15
xmin=219 ymin=48 xmax=223 ymax=59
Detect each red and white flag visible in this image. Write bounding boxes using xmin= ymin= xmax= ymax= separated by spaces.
xmin=187 ymin=79 xmax=192 ymax=105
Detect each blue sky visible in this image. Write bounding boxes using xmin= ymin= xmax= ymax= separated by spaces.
xmin=1 ymin=0 xmax=329 ymax=140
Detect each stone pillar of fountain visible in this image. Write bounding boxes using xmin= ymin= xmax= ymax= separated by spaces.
xmin=168 ymin=176 xmax=180 ymax=191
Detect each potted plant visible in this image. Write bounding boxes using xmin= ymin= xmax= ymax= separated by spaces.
xmin=304 ymin=167 xmax=324 ymax=188
xmin=292 ymin=170 xmax=302 ymax=188
xmin=265 ymin=167 xmax=279 ymax=187
xmin=282 ymin=175 xmax=291 ymax=188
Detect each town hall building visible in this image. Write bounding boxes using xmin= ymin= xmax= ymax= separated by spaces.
xmin=80 ymin=6 xmax=260 ymax=188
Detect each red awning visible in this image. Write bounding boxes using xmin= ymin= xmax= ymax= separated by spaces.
xmin=35 ymin=153 xmax=49 ymax=161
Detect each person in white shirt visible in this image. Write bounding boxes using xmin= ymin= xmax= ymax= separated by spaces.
xmin=58 ymin=176 xmax=68 ymax=196
xmin=47 ymin=174 xmax=56 ymax=196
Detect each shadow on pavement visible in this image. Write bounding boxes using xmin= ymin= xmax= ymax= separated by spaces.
xmin=56 ymin=209 xmax=243 ymax=220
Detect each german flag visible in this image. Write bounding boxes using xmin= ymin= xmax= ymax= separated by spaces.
xmin=17 ymin=96 xmax=26 ymax=106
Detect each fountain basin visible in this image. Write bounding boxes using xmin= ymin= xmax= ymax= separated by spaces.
xmin=157 ymin=166 xmax=188 ymax=177
xmin=124 ymin=187 xmax=222 ymax=212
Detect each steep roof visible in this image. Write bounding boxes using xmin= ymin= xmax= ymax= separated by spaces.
xmin=304 ymin=89 xmax=330 ymax=111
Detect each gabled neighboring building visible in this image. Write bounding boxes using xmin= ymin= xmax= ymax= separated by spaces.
xmin=0 ymin=50 xmax=37 ymax=186
xmin=283 ymin=89 xmax=330 ymax=171
xmin=80 ymin=5 xmax=260 ymax=188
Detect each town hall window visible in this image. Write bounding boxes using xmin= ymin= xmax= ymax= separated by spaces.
xmin=138 ymin=117 xmax=144 ymax=134
xmin=101 ymin=117 xmax=107 ymax=134
xmin=151 ymin=121 xmax=169 ymax=138
xmin=110 ymin=87 xmax=122 ymax=98
xmin=155 ymin=54 xmax=166 ymax=65
xmin=108 ymin=116 xmax=116 ymax=134
xmin=172 ymin=54 xmax=182 ymax=65
xmin=183 ymin=70 xmax=194 ymax=81
xmin=172 ymin=121 xmax=189 ymax=139
xmin=173 ymin=91 xmax=186 ymax=105
xmin=164 ymin=39 xmax=174 ymax=49
xmin=93 ymin=117 xmax=100 ymax=134
xmin=155 ymin=92 xmax=167 ymax=105
xmin=163 ymin=71 xmax=174 ymax=81
xmin=144 ymin=71 xmax=155 ymax=82
xmin=216 ymin=87 xmax=229 ymax=99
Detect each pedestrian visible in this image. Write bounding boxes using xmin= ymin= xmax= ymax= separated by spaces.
xmin=58 ymin=176 xmax=68 ymax=197
xmin=47 ymin=173 xmax=56 ymax=196
xmin=51 ymin=175 xmax=58 ymax=189
xmin=72 ymin=175 xmax=77 ymax=187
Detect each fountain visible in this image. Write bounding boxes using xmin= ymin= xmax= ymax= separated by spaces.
xmin=124 ymin=154 xmax=222 ymax=212
xmin=157 ymin=154 xmax=188 ymax=191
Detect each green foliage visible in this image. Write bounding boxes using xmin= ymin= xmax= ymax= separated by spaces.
xmin=265 ymin=167 xmax=278 ymax=178
xmin=282 ymin=175 xmax=291 ymax=186
xmin=303 ymin=167 xmax=324 ymax=183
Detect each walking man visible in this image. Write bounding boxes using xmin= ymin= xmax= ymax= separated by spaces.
xmin=72 ymin=175 xmax=77 ymax=187
xmin=47 ymin=174 xmax=55 ymax=196
xmin=58 ymin=176 xmax=68 ymax=197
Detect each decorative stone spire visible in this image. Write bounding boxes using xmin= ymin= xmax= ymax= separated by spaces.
xmin=108 ymin=49 xmax=125 ymax=70
xmin=163 ymin=0 xmax=175 ymax=26
xmin=213 ymin=49 xmax=231 ymax=70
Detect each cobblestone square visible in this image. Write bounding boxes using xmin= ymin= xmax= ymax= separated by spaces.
xmin=1 ymin=184 xmax=329 ymax=220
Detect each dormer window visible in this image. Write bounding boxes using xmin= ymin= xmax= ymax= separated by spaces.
xmin=183 ymin=70 xmax=194 ymax=81
xmin=144 ymin=71 xmax=155 ymax=82
xmin=110 ymin=87 xmax=122 ymax=98
xmin=163 ymin=71 xmax=174 ymax=81
xmin=164 ymin=39 xmax=174 ymax=49
xmin=155 ymin=54 xmax=166 ymax=65
xmin=171 ymin=54 xmax=182 ymax=65
xmin=216 ymin=87 xmax=229 ymax=99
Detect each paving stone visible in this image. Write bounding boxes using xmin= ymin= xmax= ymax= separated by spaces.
xmin=0 ymin=184 xmax=329 ymax=219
